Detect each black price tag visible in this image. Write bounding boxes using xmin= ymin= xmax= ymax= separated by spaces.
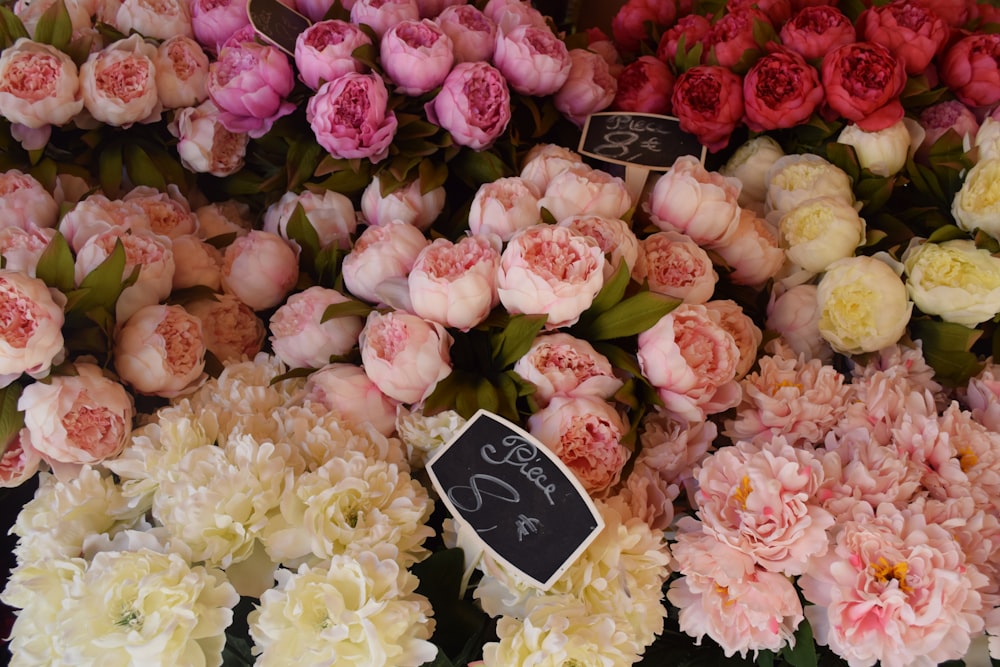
xmin=426 ymin=410 xmax=604 ymax=590
xmin=579 ymin=112 xmax=706 ymax=170
xmin=247 ymin=0 xmax=312 ymax=56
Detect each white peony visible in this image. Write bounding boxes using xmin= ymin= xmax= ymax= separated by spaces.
xmin=395 ymin=406 xmax=466 ymax=469
xmin=765 ymin=154 xmax=855 ymax=220
xmin=779 ymin=196 xmax=867 ymax=273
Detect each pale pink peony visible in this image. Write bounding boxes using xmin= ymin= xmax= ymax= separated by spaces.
xmin=429 ymin=61 xmax=511 ymax=151
xmin=361 ymin=176 xmax=445 ymax=231
xmin=19 ymin=363 xmax=134 ymax=469
xmin=766 ymin=284 xmax=832 ymax=363
xmin=307 ymin=72 xmax=398 ymax=163
xmin=359 ymin=310 xmax=452 ymax=404
xmin=0 ymin=169 xmax=58 ymax=230
xmin=916 ymin=100 xmax=979 ymax=160
xmin=302 ymin=362 xmax=399 ymax=437
xmin=725 ymin=341 xmax=852 ymax=448
xmin=638 ymin=408 xmax=717 ymax=493
xmin=408 ymin=236 xmax=500 ymax=331
xmin=467 ymin=176 xmax=541 ymax=243
xmin=190 ymin=0 xmax=251 ymax=53
xmin=220 ymin=230 xmax=299 ymax=311
xmin=185 ymin=294 xmax=266 ymax=363
xmin=711 ymin=208 xmax=786 ymax=288
xmin=169 ymin=99 xmax=250 ymax=177
xmin=0 ymin=430 xmax=41 ymax=487
xmin=849 ymin=341 xmax=944 ymax=402
xmin=263 ymin=189 xmax=357 ymax=250
xmin=527 ymin=395 xmax=629 ymax=496
xmin=294 ymin=20 xmax=372 ymax=92
xmin=0 ymin=38 xmax=84 ymax=129
xmin=350 ymin=0 xmax=420 ymax=38
xmin=512 ymin=332 xmax=622 ymax=407
xmin=634 ymin=231 xmax=718 ymax=304
xmin=435 ymin=4 xmax=496 ymax=63
xmin=493 ymin=23 xmax=570 ymax=96
xmin=169 ymin=235 xmax=222 ymax=291
xmin=380 ymin=19 xmax=454 ymax=96
xmin=57 ymin=193 xmax=147 ymax=252
xmin=115 ymin=0 xmax=192 ymax=40
xmin=80 ymin=34 xmax=161 ymax=127
xmin=799 ymin=503 xmax=987 ymax=667
xmin=0 ymin=224 xmax=56 ymax=277
xmin=960 ymin=360 xmax=1000 ymax=432
xmin=518 ymin=143 xmax=584 ymax=194
xmin=13 ymin=0 xmax=94 ymax=42
xmin=342 ymin=221 xmax=429 ymax=304
xmin=645 ymin=155 xmax=742 ymax=247
xmin=609 ymin=458 xmax=680 ymax=531
xmin=114 ymin=303 xmax=207 ymax=397
xmin=195 ymin=200 xmax=253 ymax=240
xmin=154 ymin=36 xmax=209 ymax=109
xmin=705 ymin=300 xmax=762 ymax=380
xmin=538 ymin=164 xmax=631 ymax=223
xmin=208 ymin=41 xmax=296 ymax=138
xmin=496 ymin=224 xmax=605 ymax=329
xmin=123 ymin=185 xmax=199 ymax=240
xmin=269 ymin=286 xmax=364 ymax=369
xmin=553 ymin=48 xmax=616 ymax=128
xmin=637 ymin=303 xmax=742 ymax=423
xmin=0 ymin=271 xmax=64 ymax=387
xmin=557 ymin=214 xmax=639 ymax=281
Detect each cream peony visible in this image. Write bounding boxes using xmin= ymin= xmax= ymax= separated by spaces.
xmin=836 ymin=118 xmax=913 ymax=177
xmin=719 ymin=135 xmax=785 ymax=213
xmin=779 ymin=196 xmax=866 ymax=274
xmin=903 ymin=238 xmax=1000 ymax=326
xmin=765 ymin=153 xmax=855 ymax=219
xmin=953 ymin=158 xmax=1000 ymax=240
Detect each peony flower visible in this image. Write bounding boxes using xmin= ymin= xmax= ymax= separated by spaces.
xmin=269 ymin=286 xmax=364 ymax=369
xmin=294 ymin=20 xmax=372 ymax=92
xmin=395 ymin=407 xmax=465 ymax=469
xmin=0 ymin=270 xmax=65 ymax=387
xmin=304 ymin=363 xmax=399 ymax=437
xmin=518 ymin=143 xmax=584 ymax=193
xmin=742 ymin=49 xmax=823 ymax=133
xmin=124 ymin=185 xmax=198 ymax=239
xmin=634 ymin=231 xmax=718 ymax=304
xmin=637 ymin=408 xmax=716 ymax=494
xmin=19 ymin=362 xmax=134 ymax=469
xmin=513 ymin=332 xmax=622 ymax=408
xmin=765 ymin=153 xmax=855 ymax=219
xmin=185 ymin=294 xmax=265 ymax=364
xmin=557 ymin=214 xmax=640 ymax=281
xmin=263 ymin=188 xmax=357 ymax=250
xmin=837 ymin=119 xmax=913 ymax=177
xmin=940 ymin=33 xmax=1000 ymax=108
xmin=723 ymin=136 xmax=788 ymax=211
xmin=779 ymin=4 xmax=856 ymax=62
xmin=705 ymin=299 xmax=763 ymax=381
xmin=610 ymin=0 xmax=675 ymax=54
xmin=779 ymin=196 xmax=866 ymax=273
xmin=467 ymin=176 xmax=541 ymax=242
xmin=380 ymin=19 xmax=454 ymax=96
xmin=408 ymin=235 xmax=500 ymax=331
xmin=711 ymin=208 xmax=786 ymax=288
xmin=360 ymin=175 xmax=445 ymax=230
xmin=0 ymin=38 xmax=84 ymax=128
xmin=169 ymin=99 xmax=249 ymax=177
xmin=903 ymin=239 xmax=1000 ymax=327
xmin=115 ymin=0 xmax=192 ymax=40
xmin=307 ymin=72 xmax=398 ymax=163
xmin=821 ymin=41 xmax=907 ymax=132
xmin=538 ymin=164 xmax=631 ymax=223
xmin=917 ymin=100 xmax=979 ymax=161
xmin=196 ymin=199 xmax=252 ymax=240
xmin=637 ymin=303 xmax=742 ymax=423
xmin=114 ymin=303 xmax=207 ymax=397
xmin=816 ymin=255 xmax=912 ymax=355
xmin=656 ymin=14 xmax=711 ymax=64
xmin=671 ymin=65 xmax=744 ymax=153
xmin=857 ymin=0 xmax=948 ymax=75
xmin=645 ymin=155 xmax=742 ymax=247
xmin=952 ymin=157 xmax=1000 ymax=240
xmin=0 ymin=169 xmax=59 ymax=230
xmin=554 ymin=48 xmax=616 ymax=127
xmin=703 ymin=6 xmax=770 ymax=68
xmin=207 ymin=41 xmax=296 ymax=138
xmin=429 ymin=61 xmax=511 ymax=151
xmin=248 ymin=555 xmax=436 ymax=667
xmin=221 ymin=230 xmax=299 ymax=311
xmin=350 ymin=0 xmax=420 ymax=38
xmin=189 ymin=0 xmax=250 ymax=53
xmin=342 ymin=221 xmax=429 ymax=304
xmin=493 ymin=23 xmax=571 ymax=97
xmin=435 ymin=4 xmax=496 ymax=63
xmin=0 ymin=430 xmax=41 ymax=487
xmin=359 ymin=310 xmax=452 ymax=405
xmin=611 ymin=55 xmax=672 ymax=115
xmin=79 ymin=34 xmax=161 ymax=127
xmin=154 ymin=36 xmax=209 ymax=109
xmin=0 ymin=224 xmax=56 ymax=277
xmin=169 ymin=235 xmax=222 ymax=290
xmin=496 ymin=224 xmax=605 ymax=329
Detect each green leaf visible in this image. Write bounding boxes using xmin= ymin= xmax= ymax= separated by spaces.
xmin=856 ymin=174 xmax=897 ymax=214
xmin=0 ymin=7 xmax=29 ymax=46
xmin=34 ymin=232 xmax=75 ymax=292
xmin=285 ymin=203 xmax=321 ymax=269
xmin=909 ymin=318 xmax=985 ymax=387
xmin=99 ymin=142 xmax=124 ymax=197
xmin=66 ymin=239 xmax=131 ymax=321
xmin=584 ymin=260 xmax=631 ymax=318
xmin=780 ymin=617 xmax=818 ymax=667
xmin=33 ymin=0 xmax=72 ymax=50
xmin=0 ymin=383 xmax=25 ymax=459
xmin=490 ymin=314 xmax=548 ymax=369
xmin=268 ymin=366 xmax=316 ymax=385
xmin=124 ymin=143 xmax=167 ymax=191
xmin=451 ymin=147 xmax=512 ymax=187
xmin=286 ymin=138 xmax=325 ymax=192
xmin=824 ymin=142 xmax=860 ymax=185
xmin=581 ymin=291 xmax=680 ymax=341
xmin=926 ymin=224 xmax=969 ymax=244
xmin=418 ymin=158 xmax=449 ymax=194
xmin=321 ymin=299 xmax=373 ymax=322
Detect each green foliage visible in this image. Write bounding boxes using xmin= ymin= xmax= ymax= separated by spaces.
xmin=33 ymin=0 xmax=72 ymax=51
xmin=0 ymin=382 xmax=25 ymax=459
xmin=910 ymin=319 xmax=985 ymax=387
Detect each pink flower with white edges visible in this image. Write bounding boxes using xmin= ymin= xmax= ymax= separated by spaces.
xmin=799 ymin=503 xmax=987 ymax=667
xmin=80 ymin=34 xmax=161 ymax=127
xmin=269 ymin=286 xmax=364 ymax=369
xmin=917 ymin=100 xmax=978 ymax=161
xmin=342 ymin=221 xmax=429 ymax=304
xmin=467 ymin=176 xmax=541 ymax=243
xmin=496 ymin=224 xmax=605 ymax=329
xmin=380 ymin=19 xmax=454 ymax=96
xmin=190 ymin=0 xmax=251 ymax=53
xmin=0 ymin=271 xmax=64 ymax=387
xmin=512 ymin=332 xmax=622 ymax=407
xmin=408 ymin=236 xmax=500 ymax=331
xmin=114 ymin=303 xmax=207 ymax=397
xmin=361 ymin=176 xmax=445 ymax=230
xmin=0 ymin=430 xmax=41 ymax=487
xmin=429 ymin=61 xmax=511 ymax=151
xmin=435 ymin=4 xmax=496 ymax=63
xmin=0 ymin=169 xmax=58 ymax=230
xmin=115 ymin=0 xmax=193 ymax=42
xmin=307 ymin=72 xmax=398 ymax=163
xmin=766 ymin=284 xmax=831 ymax=363
xmin=19 ymin=363 xmax=134 ymax=469
xmin=57 ymin=193 xmax=147 ymax=252
xmin=358 ymin=310 xmax=452 ymax=404
xmin=518 ymin=143 xmax=583 ymax=193
xmin=303 ymin=363 xmax=399 ymax=437
xmin=264 ymin=189 xmax=357 ymax=251
xmin=350 ymin=0 xmax=420 ymax=38
xmin=221 ymin=230 xmax=299 ymax=311
xmin=154 ymin=36 xmax=209 ymax=109
xmin=208 ymin=41 xmax=296 ymax=138
xmin=0 ymin=38 xmax=84 ymax=129
xmin=294 ymin=20 xmax=372 ymax=92
xmin=0 ymin=225 xmax=55 ymax=277
xmin=493 ymin=23 xmax=571 ymax=97
xmin=645 ymin=155 xmax=742 ymax=247
xmin=637 ymin=303 xmax=742 ymax=423
xmin=169 ymin=99 xmax=249 ymax=177
xmin=706 ymin=299 xmax=762 ymax=381
xmin=609 ymin=459 xmax=680 ymax=531
xmin=527 ymin=395 xmax=628 ymax=496
xmin=538 ymin=164 xmax=631 ymax=223
xmin=557 ymin=214 xmax=639 ymax=281
xmin=961 ymin=361 xmax=1000 ymax=433
xmin=185 ymin=294 xmax=265 ymax=363
xmin=123 ymin=185 xmax=199 ymax=239
xmin=634 ymin=231 xmax=718 ymax=304
xmin=554 ymin=48 xmax=616 ymax=128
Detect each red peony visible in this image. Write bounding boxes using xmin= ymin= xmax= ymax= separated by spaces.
xmin=703 ymin=7 xmax=772 ymax=70
xmin=656 ymin=14 xmax=712 ymax=64
xmin=743 ymin=50 xmax=823 ymax=132
xmin=820 ymin=41 xmax=907 ymax=132
xmin=611 ymin=0 xmax=677 ymax=55
xmin=671 ymin=65 xmax=744 ymax=152
xmin=940 ymin=33 xmax=1000 ymax=108
xmin=857 ymin=0 xmax=949 ymax=75
xmin=779 ymin=6 xmax=856 ymax=62
xmin=612 ymin=55 xmax=675 ymax=114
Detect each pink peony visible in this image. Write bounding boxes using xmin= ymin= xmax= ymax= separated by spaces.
xmin=636 ymin=303 xmax=742 ymax=422
xmin=538 ymin=164 xmax=631 ymax=223
xmin=710 ymin=208 xmax=785 ymax=287
xmin=358 ymin=310 xmax=452 ymax=404
xmin=961 ymin=360 xmax=1000 ymax=433
xmin=79 ymin=34 xmax=160 ymax=127
xmin=916 ymin=100 xmax=979 ymax=160
xmin=554 ymin=48 xmax=616 ymax=128
xmin=705 ymin=299 xmax=763 ymax=380
xmin=185 ymin=294 xmax=265 ymax=363
xmin=0 ymin=169 xmax=58 ymax=230
xmin=512 ymin=332 xmax=623 ymax=407
xmin=821 ymin=41 xmax=907 ymax=132
xmin=702 ymin=7 xmax=770 ymax=70
xmin=611 ymin=55 xmax=673 ymax=115
xmin=0 ymin=270 xmax=64 ymax=386
xmin=169 ymin=235 xmax=222 ymax=291
xmin=435 ymin=4 xmax=496 ymax=63
xmin=169 ymin=99 xmax=249 ymax=177
xmin=657 ymin=14 xmax=711 ymax=64
xmin=269 ymin=286 xmax=364 ymax=369
xmin=114 ymin=304 xmax=207 ymax=397
xmin=220 ymin=230 xmax=299 ymax=311
xmin=0 ymin=430 xmax=41 ymax=487
xmin=609 ymin=460 xmax=680 ymax=531
xmin=779 ymin=5 xmax=856 ymax=62
xmin=766 ymin=284 xmax=831 ymax=362
xmin=467 ymin=176 xmax=541 ymax=243
xmin=857 ymin=0 xmax=949 ymax=75
xmin=380 ymin=19 xmax=454 ymax=96
xmin=307 ymin=72 xmax=398 ymax=163
xmin=645 ymin=155 xmax=742 ymax=246
xmin=190 ymin=0 xmax=250 ymax=53
xmin=496 ymin=224 xmax=605 ymax=329
xmin=610 ymin=0 xmax=676 ymax=54
xmin=637 ymin=408 xmax=717 ymax=502
xmin=207 ymin=41 xmax=296 ymax=138
xmin=342 ymin=221 xmax=428 ymax=304
xmin=492 ymin=23 xmax=571 ymax=97
xmin=0 ymin=224 xmax=56 ymax=277
xmin=429 ymin=61 xmax=511 ymax=150
xmin=408 ymin=236 xmax=500 ymax=331
xmin=634 ymin=231 xmax=718 ymax=304
xmin=350 ymin=0 xmax=420 ymax=38
xmin=527 ymin=395 xmax=629 ymax=496
xmin=518 ymin=143 xmax=584 ymax=193
xmin=123 ymin=185 xmax=199 ymax=239
xmin=360 ymin=175 xmax=445 ymax=230
xmin=294 ymin=20 xmax=372 ymax=92
xmin=302 ymin=363 xmax=399 ymax=437
xmin=19 ymin=363 xmax=134 ymax=469
xmin=557 ymin=214 xmax=640 ymax=281
xmin=0 ymin=38 xmax=83 ymax=128
xmin=57 ymin=193 xmax=146 ymax=252
xmin=940 ymin=33 xmax=1000 ymax=109
xmin=154 ymin=36 xmax=209 ymax=109
xmin=263 ymin=189 xmax=357 ymax=250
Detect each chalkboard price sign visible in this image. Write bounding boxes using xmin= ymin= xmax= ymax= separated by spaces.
xmin=578 ymin=112 xmax=706 ymax=170
xmin=426 ymin=410 xmax=604 ymax=590
xmin=247 ymin=0 xmax=312 ymax=56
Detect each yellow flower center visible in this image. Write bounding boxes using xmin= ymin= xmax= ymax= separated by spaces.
xmin=958 ymin=447 xmax=979 ymax=472
xmin=870 ymin=557 xmax=911 ymax=593
xmin=732 ymin=476 xmax=752 ymax=510
xmin=770 ymin=379 xmax=803 ymax=395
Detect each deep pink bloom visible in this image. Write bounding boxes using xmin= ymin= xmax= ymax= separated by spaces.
xmin=207 ymin=42 xmax=295 ymax=138
xmin=820 ymin=41 xmax=907 ymax=132
xmin=306 ymin=72 xmax=398 ymax=163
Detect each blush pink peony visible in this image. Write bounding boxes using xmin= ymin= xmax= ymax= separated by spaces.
xmin=554 ymin=48 xmax=616 ymax=127
xmin=512 ymin=332 xmax=623 ymax=407
xmin=435 ymin=4 xmax=496 ymax=63
xmin=557 ymin=214 xmax=639 ymax=281
xmin=429 ymin=61 xmax=511 ymax=151
xmin=80 ymin=34 xmax=161 ymax=127
xmin=538 ymin=164 xmax=631 ymax=223
xmin=302 ymin=363 xmax=399 ymax=437
xmin=294 ymin=20 xmax=372 ymax=92
xmin=185 ymin=294 xmax=265 ymax=363
xmin=0 ymin=169 xmax=58 ymax=231
xmin=263 ymin=189 xmax=357 ymax=251
xmin=407 ymin=235 xmax=500 ymax=331
xmin=154 ymin=36 xmax=209 ymax=109
xmin=0 ymin=430 xmax=41 ymax=487
xmin=169 ymin=99 xmax=249 ymax=177
xmin=360 ymin=175 xmax=445 ymax=230
xmin=634 ymin=231 xmax=718 ymax=304
xmin=0 ymin=225 xmax=56 ymax=277
xmin=0 ymin=271 xmax=65 ymax=387
xmin=645 ymin=155 xmax=742 ymax=247
xmin=467 ymin=176 xmax=541 ymax=243
xmin=341 ymin=221 xmax=429 ymax=305
xmin=0 ymin=38 xmax=84 ymax=129
xmin=307 ymin=72 xmax=398 ymax=163
xmin=358 ymin=310 xmax=452 ymax=404
xmin=269 ymin=286 xmax=364 ymax=369
xmin=220 ymin=230 xmax=299 ymax=311
xmin=114 ymin=304 xmax=207 ymax=397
